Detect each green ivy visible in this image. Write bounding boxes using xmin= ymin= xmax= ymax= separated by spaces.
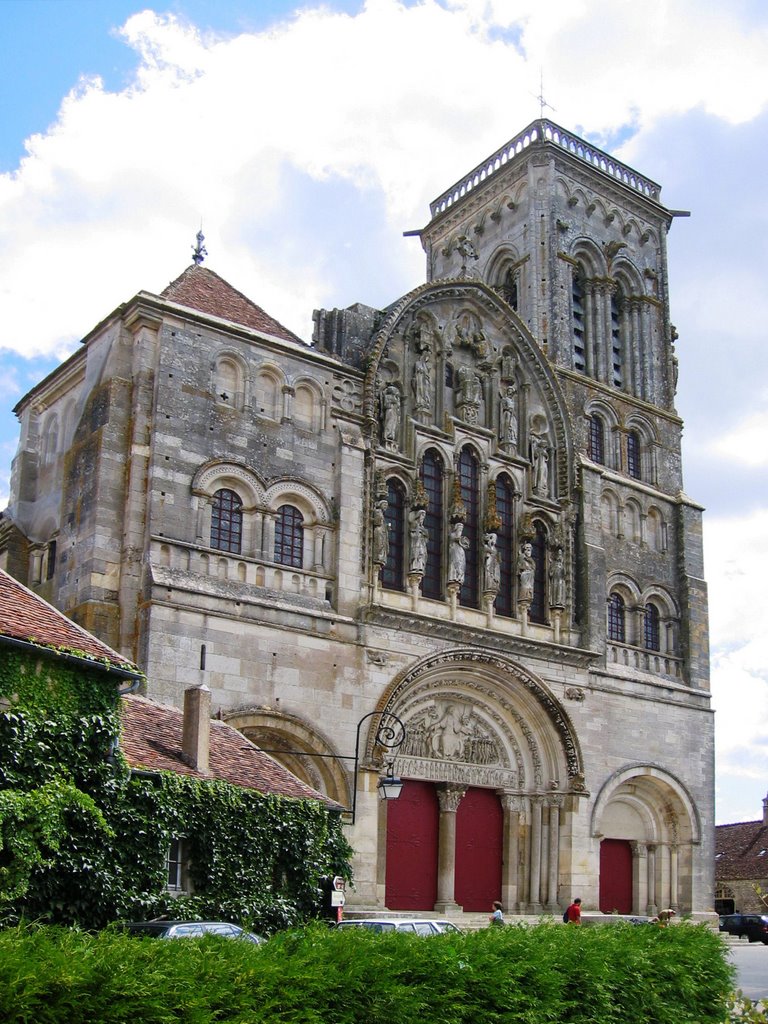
xmin=0 ymin=650 xmax=352 ymax=932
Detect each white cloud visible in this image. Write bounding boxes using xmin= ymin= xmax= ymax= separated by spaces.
xmin=711 ymin=409 xmax=768 ymax=466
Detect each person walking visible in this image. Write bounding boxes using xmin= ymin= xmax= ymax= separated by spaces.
xmin=489 ymin=900 xmax=504 ymax=926
xmin=565 ymin=897 xmax=582 ymax=924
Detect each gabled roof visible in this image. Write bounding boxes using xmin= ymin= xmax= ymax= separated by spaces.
xmin=0 ymin=568 xmax=137 ymax=675
xmin=716 ymin=818 xmax=768 ymax=881
xmin=120 ymin=693 xmax=342 ymax=808
xmin=161 ymin=265 xmax=304 ymax=344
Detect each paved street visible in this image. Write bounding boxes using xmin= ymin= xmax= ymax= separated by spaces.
xmin=729 ymin=938 xmax=768 ymax=1003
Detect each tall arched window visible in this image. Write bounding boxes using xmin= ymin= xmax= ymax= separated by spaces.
xmin=275 ymin=504 xmax=304 ymax=568
xmin=495 ymin=474 xmax=515 ymax=617
xmin=644 ymin=602 xmax=660 ymax=651
xmin=382 ymin=480 xmax=406 ymax=591
xmin=457 ymin=448 xmax=480 ymax=608
xmin=610 ymin=289 xmax=623 ymax=388
xmin=530 ymin=521 xmax=548 ymax=624
xmin=211 ymin=489 xmax=243 ymax=554
xmin=626 ymin=431 xmax=641 ymax=480
xmin=589 ymin=414 xmax=605 ymax=464
xmin=572 ymin=271 xmax=586 ymax=373
xmin=500 ymin=267 xmax=519 ymax=311
xmin=608 ymin=592 xmax=625 ymax=642
xmin=420 ymin=450 xmax=444 ymax=600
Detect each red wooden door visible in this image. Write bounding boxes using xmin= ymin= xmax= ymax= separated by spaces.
xmin=454 ymin=787 xmax=503 ymax=912
xmin=599 ymin=838 xmax=633 ymax=914
xmin=385 ymin=780 xmax=438 ymax=910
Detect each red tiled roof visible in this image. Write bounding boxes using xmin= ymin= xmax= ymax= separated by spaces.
xmin=120 ymin=693 xmax=342 ymax=808
xmin=716 ymin=819 xmax=768 ymax=881
xmin=0 ymin=568 xmax=135 ymax=673
xmin=161 ymin=265 xmax=304 ymax=344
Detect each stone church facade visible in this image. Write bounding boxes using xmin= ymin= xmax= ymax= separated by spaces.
xmin=0 ymin=119 xmax=713 ymax=918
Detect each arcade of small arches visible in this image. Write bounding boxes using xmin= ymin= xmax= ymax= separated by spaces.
xmin=212 ymin=352 xmax=327 ymax=433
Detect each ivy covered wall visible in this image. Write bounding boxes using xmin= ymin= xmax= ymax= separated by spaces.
xmin=0 ymin=647 xmax=352 ymax=931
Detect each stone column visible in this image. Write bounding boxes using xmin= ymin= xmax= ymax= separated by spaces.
xmin=584 ymin=281 xmax=596 ymax=378
xmin=528 ymin=797 xmax=544 ymax=912
xmin=646 ymin=844 xmax=658 ymax=915
xmin=670 ymin=845 xmax=679 ymax=911
xmin=546 ymin=798 xmax=562 ymax=911
xmin=631 ymin=841 xmax=646 ymax=916
xmin=434 ymin=783 xmax=466 ymax=913
xmin=499 ymin=793 xmax=521 ymax=913
xmin=262 ymin=514 xmax=276 ymax=562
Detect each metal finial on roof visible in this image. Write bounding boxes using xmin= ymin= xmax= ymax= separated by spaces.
xmin=533 ymin=68 xmax=555 ymax=119
xmin=192 ymin=229 xmax=208 ymax=266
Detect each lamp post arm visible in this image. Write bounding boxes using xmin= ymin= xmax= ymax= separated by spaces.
xmin=350 ymin=710 xmax=406 ymax=824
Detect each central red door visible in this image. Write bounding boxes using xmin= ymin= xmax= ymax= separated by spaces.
xmin=454 ymin=787 xmax=503 ymax=911
xmin=385 ymin=780 xmax=438 ymax=910
xmin=599 ymin=838 xmax=633 ymax=914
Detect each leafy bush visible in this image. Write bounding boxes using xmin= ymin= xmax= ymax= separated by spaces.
xmin=0 ymin=921 xmax=741 ymax=1024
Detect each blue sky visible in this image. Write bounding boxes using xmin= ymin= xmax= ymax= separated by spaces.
xmin=1 ymin=0 xmax=767 ymax=825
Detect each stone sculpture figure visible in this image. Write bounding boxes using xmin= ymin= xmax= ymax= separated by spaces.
xmin=409 ymin=508 xmax=429 ymax=573
xmin=500 ymin=384 xmax=518 ymax=447
xmin=530 ymin=431 xmax=549 ymax=494
xmin=381 ymin=384 xmax=401 ymax=448
xmin=549 ymin=548 xmax=566 ymax=607
xmin=412 ymin=348 xmax=433 ymax=408
xmin=372 ymin=499 xmax=389 ymax=566
xmin=448 ymin=520 xmax=469 ymax=584
xmin=483 ymin=533 xmax=501 ymax=591
xmin=517 ymin=541 xmax=535 ymax=602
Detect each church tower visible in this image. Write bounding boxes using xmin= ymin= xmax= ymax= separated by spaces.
xmin=1 ymin=119 xmax=712 ymax=919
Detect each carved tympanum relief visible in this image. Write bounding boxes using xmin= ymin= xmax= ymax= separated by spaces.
xmin=400 ymin=699 xmax=501 ymax=766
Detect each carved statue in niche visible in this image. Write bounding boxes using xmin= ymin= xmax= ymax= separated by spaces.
xmin=499 ymin=383 xmax=518 ymax=449
xmin=401 ymin=700 xmax=501 ymax=765
xmin=517 ymin=541 xmax=535 ymax=603
xmin=380 ymin=383 xmax=401 ymax=450
xmin=482 ymin=532 xmax=501 ymax=592
xmin=408 ymin=507 xmax=429 ymax=573
xmin=501 ymin=348 xmax=517 ymax=381
xmin=448 ymin=520 xmax=469 ymax=584
xmin=372 ymin=498 xmax=389 ymax=566
xmin=530 ymin=429 xmax=550 ymax=495
xmin=412 ymin=346 xmax=433 ymax=409
xmin=456 ymin=365 xmax=483 ymax=424
xmin=549 ymin=547 xmax=566 ymax=608
xmin=455 ymin=311 xmax=490 ymax=360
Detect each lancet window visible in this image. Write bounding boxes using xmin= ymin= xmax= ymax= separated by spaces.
xmin=420 ymin=450 xmax=444 ymax=600
xmin=382 ymin=479 xmax=406 ymax=591
xmin=457 ymin=448 xmax=480 ymax=608
xmin=274 ymin=504 xmax=304 ymax=568
xmin=210 ymin=488 xmax=243 ymax=554
xmin=494 ymin=474 xmax=515 ymax=618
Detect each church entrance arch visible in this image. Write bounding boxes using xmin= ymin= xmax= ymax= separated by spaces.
xmin=372 ymin=648 xmax=584 ymax=915
xmin=592 ymin=765 xmax=700 ymax=915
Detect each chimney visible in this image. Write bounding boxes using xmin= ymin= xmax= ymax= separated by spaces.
xmin=763 ymin=792 xmax=768 ymax=827
xmin=181 ymin=684 xmax=211 ymax=772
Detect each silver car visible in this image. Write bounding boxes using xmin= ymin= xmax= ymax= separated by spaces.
xmin=335 ymin=917 xmax=461 ymax=935
xmin=121 ymin=920 xmax=264 ymax=942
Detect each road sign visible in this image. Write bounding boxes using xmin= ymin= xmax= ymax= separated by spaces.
xmin=331 ymin=891 xmax=345 ymax=907
xmin=332 ymin=876 xmax=346 ymax=891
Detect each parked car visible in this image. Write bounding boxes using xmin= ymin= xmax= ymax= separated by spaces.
xmin=744 ymin=915 xmax=768 ymax=944
xmin=121 ymin=920 xmax=264 ymax=943
xmin=335 ymin=918 xmax=462 ymax=935
xmin=718 ymin=913 xmax=767 ymax=941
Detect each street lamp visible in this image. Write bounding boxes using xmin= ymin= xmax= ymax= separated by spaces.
xmin=255 ymin=709 xmax=406 ymax=823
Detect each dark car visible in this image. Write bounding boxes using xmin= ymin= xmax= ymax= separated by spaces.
xmin=121 ymin=920 xmax=264 ymax=943
xmin=718 ymin=913 xmax=767 ymax=941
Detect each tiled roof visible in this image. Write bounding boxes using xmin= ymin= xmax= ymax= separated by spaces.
xmin=0 ymin=568 xmax=136 ymax=673
xmin=120 ymin=693 xmax=342 ymax=808
xmin=716 ymin=819 xmax=768 ymax=881
xmin=161 ymin=265 xmax=304 ymax=344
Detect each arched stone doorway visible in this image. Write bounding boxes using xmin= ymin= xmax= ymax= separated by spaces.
xmin=224 ymin=707 xmax=351 ymax=809
xmin=371 ymin=648 xmax=585 ymax=914
xmin=591 ymin=765 xmax=700 ymax=915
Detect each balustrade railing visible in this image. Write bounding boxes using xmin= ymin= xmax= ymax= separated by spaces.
xmin=429 ymin=119 xmax=661 ymax=218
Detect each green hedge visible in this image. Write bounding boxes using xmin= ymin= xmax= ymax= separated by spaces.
xmin=0 ymin=921 xmax=742 ymax=1024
